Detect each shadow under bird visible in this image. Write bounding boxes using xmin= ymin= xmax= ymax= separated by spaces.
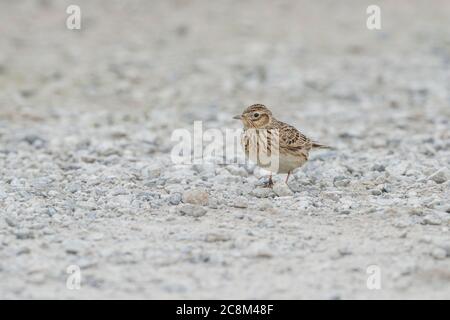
xmin=233 ymin=104 xmax=330 ymax=187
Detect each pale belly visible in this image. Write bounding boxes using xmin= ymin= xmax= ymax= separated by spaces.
xmin=276 ymin=152 xmax=308 ymax=173
xmin=241 ymin=130 xmax=308 ymax=173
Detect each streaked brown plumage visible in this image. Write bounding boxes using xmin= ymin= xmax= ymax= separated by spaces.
xmin=233 ymin=104 xmax=329 ymax=186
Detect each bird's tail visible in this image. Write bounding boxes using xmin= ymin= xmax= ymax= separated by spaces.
xmin=312 ymin=142 xmax=333 ymax=149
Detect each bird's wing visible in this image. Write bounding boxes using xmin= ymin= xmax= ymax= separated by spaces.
xmin=276 ymin=122 xmax=313 ymax=151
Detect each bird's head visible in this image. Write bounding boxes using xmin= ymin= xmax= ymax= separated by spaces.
xmin=233 ymin=104 xmax=272 ymax=129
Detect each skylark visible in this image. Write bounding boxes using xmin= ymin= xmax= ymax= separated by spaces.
xmin=233 ymin=104 xmax=329 ymax=187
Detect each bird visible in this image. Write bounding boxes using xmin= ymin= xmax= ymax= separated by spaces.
xmin=233 ymin=104 xmax=329 ymax=187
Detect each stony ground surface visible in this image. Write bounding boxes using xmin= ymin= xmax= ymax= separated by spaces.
xmin=1 ymin=0 xmax=450 ymax=299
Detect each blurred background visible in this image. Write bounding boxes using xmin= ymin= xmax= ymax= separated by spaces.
xmin=2 ymin=0 xmax=449 ymax=139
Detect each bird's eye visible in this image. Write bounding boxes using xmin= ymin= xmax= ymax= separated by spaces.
xmin=253 ymin=112 xmax=260 ymax=118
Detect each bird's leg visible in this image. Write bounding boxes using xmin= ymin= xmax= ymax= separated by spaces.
xmin=263 ymin=173 xmax=274 ymax=188
xmin=268 ymin=174 xmax=274 ymax=188
xmin=285 ymin=171 xmax=291 ymax=184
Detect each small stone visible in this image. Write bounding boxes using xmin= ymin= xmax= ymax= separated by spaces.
xmin=399 ymin=231 xmax=408 ymax=238
xmin=88 ymin=232 xmax=104 ymax=241
xmin=96 ymin=145 xmax=122 ymax=157
xmin=431 ymin=247 xmax=447 ymax=260
xmin=257 ymin=199 xmax=273 ymax=210
xmin=419 ymin=235 xmax=433 ymax=244
xmin=226 ymin=165 xmax=248 ymax=177
xmin=258 ymin=218 xmax=275 ymax=228
xmin=46 ymin=207 xmax=57 ymax=217
xmin=15 ymin=229 xmax=34 ymax=240
xmin=331 ymin=247 xmax=352 ymax=259
xmin=168 ymin=192 xmax=182 ymax=205
xmin=215 ymin=174 xmax=242 ymax=184
xmin=27 ymin=273 xmax=46 ymax=284
xmin=179 ymin=204 xmax=207 ymax=217
xmin=204 ymin=233 xmax=231 ymax=242
xmin=386 ymin=161 xmax=411 ymax=177
xmin=409 ymin=208 xmax=423 ymax=216
xmin=273 ymin=183 xmax=294 ymax=197
xmin=5 ymin=216 xmax=18 ymax=227
xmin=338 ymin=247 xmax=352 ymax=256
xmin=208 ymin=197 xmax=220 ymax=209
xmin=251 ymin=188 xmax=275 ymax=198
xmin=371 ymin=189 xmax=382 ymax=196
xmin=81 ymin=156 xmax=97 ymax=163
xmin=63 ymin=240 xmax=86 ymax=255
xmin=246 ymin=242 xmax=273 ymax=258
xmin=143 ymin=167 xmax=162 ymax=179
xmin=67 ymin=184 xmax=81 ymax=194
xmin=244 ymin=163 xmax=256 ymax=174
xmin=333 ymin=176 xmax=350 ymax=187
xmin=111 ymin=187 xmax=128 ymax=196
xmin=234 ymin=213 xmax=245 ymax=219
xmin=322 ymin=192 xmax=340 ymax=202
xmin=435 ymin=205 xmax=450 ymax=214
xmin=230 ymin=197 xmax=248 ymax=208
xmin=22 ymin=134 xmax=46 ymax=146
xmin=428 ymin=168 xmax=449 ymax=184
xmin=16 ymin=247 xmax=31 ymax=255
xmin=0 ymin=190 xmax=7 ymax=200
xmin=182 ymin=189 xmax=209 ymax=206
xmin=393 ymin=219 xmax=410 ymax=229
xmin=371 ymin=164 xmax=386 ymax=172
xmin=437 ymin=244 xmax=450 ymax=257
xmin=382 ymin=184 xmax=391 ymax=193
xmin=422 ymin=214 xmax=442 ymax=226
xmin=192 ymin=162 xmax=214 ymax=172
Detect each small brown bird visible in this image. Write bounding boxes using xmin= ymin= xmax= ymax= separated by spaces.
xmin=233 ymin=104 xmax=329 ymax=187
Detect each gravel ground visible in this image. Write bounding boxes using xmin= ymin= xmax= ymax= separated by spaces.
xmin=1 ymin=0 xmax=450 ymax=299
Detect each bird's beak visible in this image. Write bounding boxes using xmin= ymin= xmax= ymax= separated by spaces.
xmin=233 ymin=115 xmax=242 ymax=120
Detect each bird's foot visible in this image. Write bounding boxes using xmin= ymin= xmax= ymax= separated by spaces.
xmin=263 ymin=176 xmax=274 ymax=188
xmin=257 ymin=176 xmax=274 ymax=188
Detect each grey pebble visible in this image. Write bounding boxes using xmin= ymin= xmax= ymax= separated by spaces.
xmin=251 ymin=188 xmax=275 ymax=198
xmin=428 ymin=167 xmax=449 ymax=184
xmin=226 ymin=165 xmax=248 ymax=177
xmin=63 ymin=239 xmax=86 ymax=255
xmin=15 ymin=229 xmax=34 ymax=240
xmin=0 ymin=191 xmax=7 ymax=200
xmin=333 ymin=176 xmax=350 ymax=187
xmin=178 ymin=204 xmax=207 ymax=217
xmin=273 ymin=183 xmax=293 ymax=197
xmin=168 ymin=192 xmax=182 ymax=205
xmin=46 ymin=207 xmax=57 ymax=217
xmin=111 ymin=187 xmax=128 ymax=196
xmin=204 ymin=233 xmax=231 ymax=242
xmin=371 ymin=189 xmax=382 ymax=196
xmin=16 ymin=247 xmax=31 ymax=255
xmin=257 ymin=199 xmax=273 ymax=210
xmin=5 ymin=216 xmax=19 ymax=228
xmin=371 ymin=164 xmax=386 ymax=172
xmin=230 ymin=196 xmax=248 ymax=208
xmin=67 ymin=184 xmax=81 ymax=194
xmin=431 ymin=247 xmax=447 ymax=260
xmin=422 ymin=215 xmax=442 ymax=226
xmin=22 ymin=134 xmax=46 ymax=147
xmin=246 ymin=242 xmax=274 ymax=258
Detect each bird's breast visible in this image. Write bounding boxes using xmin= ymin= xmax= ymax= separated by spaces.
xmin=241 ymin=129 xmax=282 ymax=172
